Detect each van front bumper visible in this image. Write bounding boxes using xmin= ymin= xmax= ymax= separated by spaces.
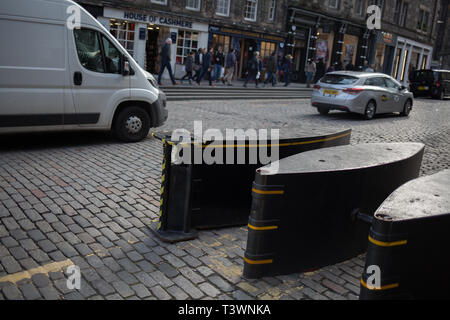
xmin=153 ymin=90 xmax=168 ymax=127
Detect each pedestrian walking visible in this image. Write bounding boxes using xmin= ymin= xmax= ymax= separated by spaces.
xmin=244 ymin=51 xmax=260 ymax=88
xmin=335 ymin=60 xmax=344 ymax=71
xmin=193 ymin=48 xmax=202 ymax=82
xmin=180 ymin=51 xmax=195 ymax=84
xmin=314 ymin=58 xmax=325 ymax=83
xmin=305 ymin=59 xmax=316 ymax=88
xmin=213 ymin=46 xmax=225 ymax=82
xmin=157 ymin=38 xmax=179 ymax=86
xmin=345 ymin=61 xmax=354 ymax=71
xmin=282 ymin=54 xmax=293 ymax=87
xmin=223 ymin=48 xmax=237 ymax=86
xmin=196 ymin=47 xmax=213 ymax=86
xmin=264 ymin=51 xmax=278 ymax=87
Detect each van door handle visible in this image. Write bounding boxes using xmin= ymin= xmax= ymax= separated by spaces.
xmin=74 ymin=72 xmax=82 ymax=86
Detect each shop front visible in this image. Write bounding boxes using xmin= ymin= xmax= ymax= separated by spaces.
xmin=208 ymin=26 xmax=284 ymax=79
xmin=373 ymin=31 xmax=397 ymax=74
xmin=96 ymin=8 xmax=209 ymax=79
xmin=391 ymin=37 xmax=433 ymax=84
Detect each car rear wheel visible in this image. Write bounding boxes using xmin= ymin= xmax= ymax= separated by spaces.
xmin=363 ymin=101 xmax=376 ymax=120
xmin=400 ymin=99 xmax=412 ymax=117
xmin=317 ymin=107 xmax=330 ymax=115
xmin=114 ymin=106 xmax=151 ymax=142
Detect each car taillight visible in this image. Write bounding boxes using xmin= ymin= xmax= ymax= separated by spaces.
xmin=343 ymin=88 xmax=364 ymax=95
xmin=313 ymin=85 xmax=321 ymax=90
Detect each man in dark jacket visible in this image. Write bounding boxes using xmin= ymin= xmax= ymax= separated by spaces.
xmin=157 ymin=38 xmax=179 ymax=85
xmin=223 ymin=49 xmax=237 ymax=85
xmin=244 ymin=51 xmax=260 ymax=88
xmin=180 ymin=51 xmax=194 ymax=84
xmin=314 ymin=58 xmax=325 ymax=83
xmin=196 ymin=47 xmax=213 ymax=86
xmin=213 ymin=46 xmax=225 ymax=82
xmin=264 ymin=51 xmax=278 ymax=87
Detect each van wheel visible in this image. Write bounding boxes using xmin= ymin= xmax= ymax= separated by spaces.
xmin=400 ymin=99 xmax=412 ymax=117
xmin=363 ymin=101 xmax=376 ymax=120
xmin=114 ymin=107 xmax=151 ymax=142
xmin=318 ymin=107 xmax=330 ymax=115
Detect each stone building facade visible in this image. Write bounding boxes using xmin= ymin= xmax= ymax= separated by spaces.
xmin=76 ymin=0 xmax=287 ymax=79
xmin=434 ymin=0 xmax=450 ymax=69
xmin=287 ymin=0 xmax=442 ymax=83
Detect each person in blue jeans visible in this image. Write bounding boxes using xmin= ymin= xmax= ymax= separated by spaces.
xmin=196 ymin=47 xmax=213 ymax=86
xmin=157 ymin=38 xmax=179 ymax=85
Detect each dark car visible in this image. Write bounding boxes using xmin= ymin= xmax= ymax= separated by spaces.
xmin=409 ymin=69 xmax=450 ymax=100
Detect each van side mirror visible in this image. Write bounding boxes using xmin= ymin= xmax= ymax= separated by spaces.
xmin=122 ymin=57 xmax=130 ymax=76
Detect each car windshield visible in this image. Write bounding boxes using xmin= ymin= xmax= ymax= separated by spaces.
xmin=320 ymin=74 xmax=359 ymax=85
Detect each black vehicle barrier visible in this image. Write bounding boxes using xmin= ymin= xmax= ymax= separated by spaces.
xmin=150 ymin=128 xmax=352 ymax=243
xmin=243 ymin=143 xmax=425 ymax=279
xmin=360 ymin=169 xmax=450 ymax=300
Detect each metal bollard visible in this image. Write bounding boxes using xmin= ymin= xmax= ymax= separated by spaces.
xmin=150 ymin=128 xmax=352 ymax=243
xmin=243 ymin=143 xmax=425 ymax=279
xmin=360 ymin=169 xmax=450 ymax=300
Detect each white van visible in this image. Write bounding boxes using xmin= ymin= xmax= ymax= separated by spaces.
xmin=0 ymin=0 xmax=167 ymax=142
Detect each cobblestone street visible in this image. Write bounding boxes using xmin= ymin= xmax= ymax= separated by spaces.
xmin=1 ymin=97 xmax=449 ymax=300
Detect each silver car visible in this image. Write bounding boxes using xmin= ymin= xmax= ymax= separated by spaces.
xmin=311 ymin=71 xmax=414 ymax=120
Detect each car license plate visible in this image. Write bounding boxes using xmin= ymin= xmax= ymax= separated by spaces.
xmin=323 ymin=89 xmax=338 ymax=97
xmin=418 ymin=86 xmax=428 ymax=91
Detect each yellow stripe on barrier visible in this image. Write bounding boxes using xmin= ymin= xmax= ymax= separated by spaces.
xmin=252 ymin=188 xmax=284 ymax=195
xmin=360 ymin=278 xmax=399 ymax=291
xmin=244 ymin=257 xmax=273 ymax=265
xmin=248 ymin=224 xmax=278 ymax=231
xmin=368 ymin=236 xmax=407 ymax=247
xmin=201 ymin=132 xmax=351 ymax=148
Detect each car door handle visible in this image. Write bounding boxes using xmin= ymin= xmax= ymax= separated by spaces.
xmin=74 ymin=72 xmax=82 ymax=86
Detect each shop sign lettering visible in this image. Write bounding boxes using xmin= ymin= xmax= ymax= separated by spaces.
xmin=123 ymin=11 xmax=193 ymax=28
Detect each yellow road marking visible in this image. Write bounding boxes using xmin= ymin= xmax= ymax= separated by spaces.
xmin=248 ymin=224 xmax=278 ymax=231
xmin=252 ymin=188 xmax=284 ymax=195
xmin=244 ymin=257 xmax=273 ymax=265
xmin=361 ymin=278 xmax=399 ymax=291
xmin=0 ymin=259 xmax=74 ymax=285
xmin=368 ymin=235 xmax=407 ymax=247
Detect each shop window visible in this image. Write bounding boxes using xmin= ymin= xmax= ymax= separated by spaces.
xmin=212 ymin=34 xmax=231 ymax=53
xmin=216 ymin=0 xmax=230 ymax=16
xmin=400 ymin=49 xmax=409 ymax=81
xmin=186 ymin=0 xmax=201 ymax=11
xmin=260 ymin=41 xmax=276 ymax=66
xmin=176 ymin=30 xmax=199 ymax=64
xmin=268 ymin=0 xmax=276 ymax=21
xmin=393 ymin=48 xmax=402 ymax=79
xmin=244 ymin=0 xmax=258 ymax=21
xmin=421 ymin=55 xmax=428 ymax=69
xmin=328 ymin=0 xmax=340 ymax=10
xmin=109 ymin=20 xmax=135 ymax=56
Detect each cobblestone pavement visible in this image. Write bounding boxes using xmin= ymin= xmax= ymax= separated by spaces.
xmin=1 ymin=97 xmax=449 ymax=300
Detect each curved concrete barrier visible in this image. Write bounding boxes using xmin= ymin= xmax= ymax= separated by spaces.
xmin=150 ymin=127 xmax=352 ymax=243
xmin=360 ymin=169 xmax=450 ymax=300
xmin=243 ymin=143 xmax=425 ymax=279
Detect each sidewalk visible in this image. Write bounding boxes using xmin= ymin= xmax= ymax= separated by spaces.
xmin=159 ymin=78 xmax=310 ymax=89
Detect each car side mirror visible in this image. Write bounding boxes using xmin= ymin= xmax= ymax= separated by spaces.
xmin=122 ymin=57 xmax=130 ymax=76
xmin=399 ymin=85 xmax=406 ymax=91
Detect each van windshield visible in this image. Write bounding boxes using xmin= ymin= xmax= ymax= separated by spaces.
xmin=320 ymin=74 xmax=359 ymax=85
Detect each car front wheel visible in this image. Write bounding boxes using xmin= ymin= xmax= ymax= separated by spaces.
xmin=114 ymin=106 xmax=151 ymax=142
xmin=363 ymin=101 xmax=376 ymax=120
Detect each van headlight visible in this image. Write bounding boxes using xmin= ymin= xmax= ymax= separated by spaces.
xmin=148 ymin=78 xmax=159 ymax=89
